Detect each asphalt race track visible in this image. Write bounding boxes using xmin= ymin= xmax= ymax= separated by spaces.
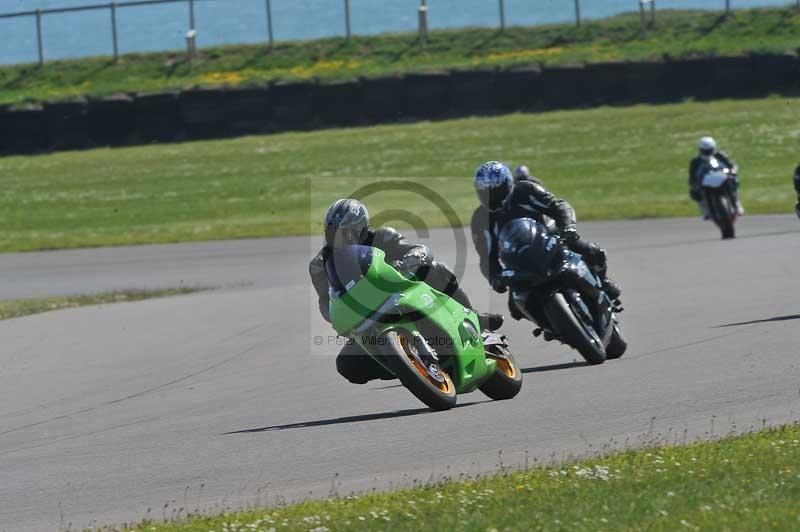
xmin=1 ymin=215 xmax=799 ymax=530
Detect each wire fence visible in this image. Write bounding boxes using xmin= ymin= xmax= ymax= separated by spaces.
xmin=1 ymin=0 xmax=797 ymax=66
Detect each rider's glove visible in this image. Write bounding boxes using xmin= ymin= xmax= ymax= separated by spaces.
xmin=561 ymin=228 xmax=580 ymax=245
xmin=394 ymin=248 xmax=431 ymax=279
xmin=581 ymin=242 xmax=607 ymax=269
xmin=490 ymin=277 xmax=508 ymax=294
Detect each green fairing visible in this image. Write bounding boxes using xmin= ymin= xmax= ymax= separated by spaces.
xmin=328 ymin=248 xmax=495 ymax=394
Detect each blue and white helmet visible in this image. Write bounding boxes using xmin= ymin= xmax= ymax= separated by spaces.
xmin=474 ymin=161 xmax=514 ymax=212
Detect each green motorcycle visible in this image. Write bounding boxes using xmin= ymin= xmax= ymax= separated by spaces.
xmin=326 ymin=244 xmax=522 ymax=411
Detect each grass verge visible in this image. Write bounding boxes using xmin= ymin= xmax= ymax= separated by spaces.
xmin=1 ymin=97 xmax=797 ymax=253
xmin=0 ymin=286 xmax=210 ymax=320
xmin=128 ymin=423 xmax=800 ymax=531
xmin=2 ymin=8 xmax=800 ymax=106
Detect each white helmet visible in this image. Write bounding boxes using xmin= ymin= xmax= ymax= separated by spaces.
xmin=698 ymin=136 xmax=716 ymax=155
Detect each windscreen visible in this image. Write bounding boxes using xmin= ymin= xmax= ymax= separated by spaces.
xmin=325 ymin=245 xmax=374 ymax=297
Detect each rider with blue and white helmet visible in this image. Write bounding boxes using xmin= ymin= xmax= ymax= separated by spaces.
xmin=471 ymin=161 xmax=621 ymax=308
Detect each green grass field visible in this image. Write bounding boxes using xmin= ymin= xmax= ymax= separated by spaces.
xmin=1 ymin=97 xmax=797 ymax=253
xmin=129 ymin=424 xmax=800 ymax=531
xmin=0 ymin=287 xmax=209 ymax=321
xmin=2 ymin=8 xmax=800 ymax=106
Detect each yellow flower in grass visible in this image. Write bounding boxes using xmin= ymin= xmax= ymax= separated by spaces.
xmin=199 ymin=71 xmax=246 ymax=84
xmin=477 ymin=47 xmax=565 ymax=64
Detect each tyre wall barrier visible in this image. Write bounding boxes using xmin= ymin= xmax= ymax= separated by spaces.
xmin=87 ymin=94 xmax=136 ymax=146
xmin=44 ymin=100 xmax=89 ymax=150
xmin=1 ymin=53 xmax=798 ymax=156
xmin=135 ymin=92 xmax=181 ymax=143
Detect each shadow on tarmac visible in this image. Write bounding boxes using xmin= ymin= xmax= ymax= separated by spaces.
xmin=223 ymin=401 xmax=488 ymax=434
xmin=714 ymin=313 xmax=800 ymax=328
xmin=521 ymin=361 xmax=589 ymax=374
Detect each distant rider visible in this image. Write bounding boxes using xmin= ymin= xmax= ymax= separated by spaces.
xmin=310 ymin=198 xmax=504 ymax=384
xmin=470 ymin=161 xmax=622 ymax=321
xmin=689 ymin=136 xmax=744 ymax=218
xmin=794 ymin=164 xmax=800 ymax=219
xmin=513 ymin=165 xmax=542 ymax=185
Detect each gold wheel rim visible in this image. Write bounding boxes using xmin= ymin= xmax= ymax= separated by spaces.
xmin=398 ymin=334 xmax=454 ymax=394
xmin=488 ymin=354 xmax=518 ymax=379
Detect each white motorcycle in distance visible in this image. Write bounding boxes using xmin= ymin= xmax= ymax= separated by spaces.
xmin=701 ymin=156 xmax=739 ymax=239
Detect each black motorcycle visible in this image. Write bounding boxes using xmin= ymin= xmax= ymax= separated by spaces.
xmin=498 ymin=218 xmax=626 ymax=365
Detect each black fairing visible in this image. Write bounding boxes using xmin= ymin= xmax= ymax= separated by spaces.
xmin=326 ymin=245 xmax=373 ymax=297
xmin=498 ymin=220 xmax=566 ymax=287
xmin=500 ymin=219 xmax=615 ymax=346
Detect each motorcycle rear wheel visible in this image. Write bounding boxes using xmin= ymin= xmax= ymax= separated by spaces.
xmin=379 ymin=330 xmax=457 ymax=411
xmin=544 ymin=292 xmax=606 ymax=365
xmin=479 ymin=344 xmax=523 ymax=400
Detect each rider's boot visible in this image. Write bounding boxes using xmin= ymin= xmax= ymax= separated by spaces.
xmin=478 ymin=312 xmax=504 ymax=332
xmin=698 ymin=201 xmax=711 ymax=221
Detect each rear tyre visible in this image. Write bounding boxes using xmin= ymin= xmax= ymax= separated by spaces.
xmin=605 ymin=323 xmax=627 ymax=360
xmin=479 ymin=345 xmax=523 ymax=400
xmin=379 ymin=330 xmax=457 ymax=411
xmin=544 ymin=292 xmax=606 ymax=365
xmin=707 ymin=192 xmax=735 ymax=239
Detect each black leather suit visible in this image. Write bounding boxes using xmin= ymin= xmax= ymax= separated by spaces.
xmin=688 ymin=151 xmax=737 ymax=203
xmin=309 ymin=227 xmax=472 ymax=383
xmin=470 ymin=180 xmax=607 ymax=286
xmin=794 ymin=164 xmax=800 ymax=195
xmin=794 ymin=164 xmax=800 ymax=218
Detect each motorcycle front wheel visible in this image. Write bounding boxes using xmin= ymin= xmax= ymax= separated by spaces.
xmin=605 ymin=323 xmax=627 ymax=360
xmin=544 ymin=292 xmax=606 ymax=365
xmin=379 ymin=330 xmax=457 ymax=411
xmin=479 ymin=344 xmax=523 ymax=400
xmin=706 ymin=191 xmax=735 ymax=239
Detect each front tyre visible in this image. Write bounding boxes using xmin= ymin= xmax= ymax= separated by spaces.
xmin=605 ymin=323 xmax=627 ymax=360
xmin=379 ymin=330 xmax=457 ymax=411
xmin=544 ymin=292 xmax=606 ymax=365
xmin=706 ymin=191 xmax=735 ymax=239
xmin=479 ymin=344 xmax=523 ymax=400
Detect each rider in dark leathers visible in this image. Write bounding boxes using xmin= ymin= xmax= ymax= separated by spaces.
xmin=794 ymin=164 xmax=800 ymax=219
xmin=310 ymin=198 xmax=503 ymax=384
xmin=514 ymin=165 xmax=542 ymax=185
xmin=689 ymin=136 xmax=743 ymax=217
xmin=470 ymin=162 xmax=621 ymax=320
